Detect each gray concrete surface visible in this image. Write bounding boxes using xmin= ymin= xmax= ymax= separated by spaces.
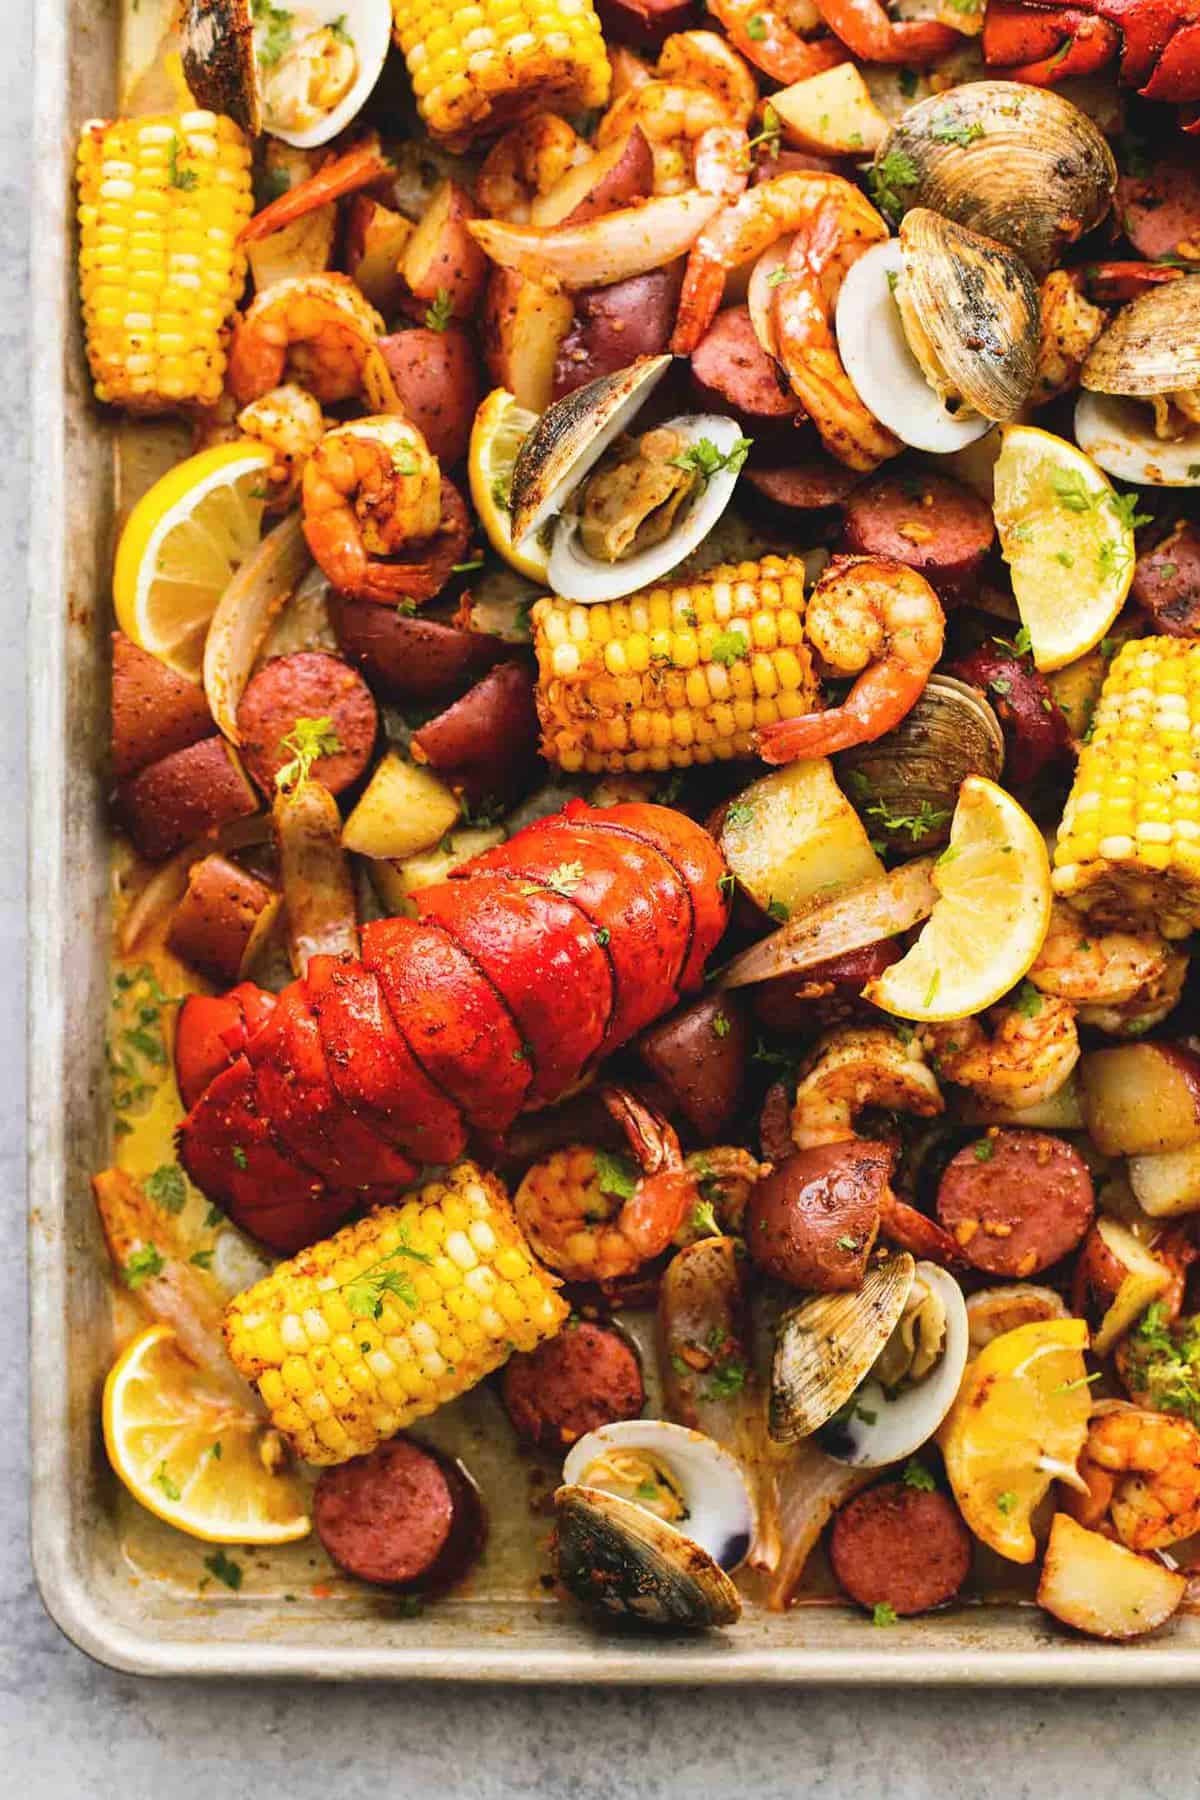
xmin=3 ymin=2 xmax=1198 ymax=1790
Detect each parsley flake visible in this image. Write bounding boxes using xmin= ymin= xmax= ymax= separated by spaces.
xmin=123 ymin=1245 xmax=164 ymax=1289
xmin=145 ymin=1163 xmax=187 ymax=1215
xmin=203 ymin=1549 xmax=243 ymax=1590
xmin=275 ymin=716 xmax=343 ymax=793
xmin=425 ymin=289 xmax=454 ymax=332
xmin=902 ymin=1459 xmax=936 ymax=1492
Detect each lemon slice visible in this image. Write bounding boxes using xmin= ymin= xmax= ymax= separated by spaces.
xmin=113 ymin=441 xmax=274 ymax=680
xmin=938 ymin=1319 xmax=1091 ymax=1562
xmin=993 ymin=424 xmax=1137 ymax=672
xmin=863 ymin=775 xmax=1052 ymax=1022
xmin=103 ymin=1323 xmax=310 ymax=1545
xmin=469 ymin=388 xmax=549 ymax=581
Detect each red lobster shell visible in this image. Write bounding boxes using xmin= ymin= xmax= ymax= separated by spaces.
xmin=984 ymin=0 xmax=1200 ymax=116
xmin=175 ymin=801 xmax=730 ymax=1253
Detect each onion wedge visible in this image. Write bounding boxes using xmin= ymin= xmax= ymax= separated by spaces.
xmin=767 ymin=1442 xmax=873 ymax=1612
xmin=273 ymin=780 xmax=358 ymax=975
xmin=716 ymin=855 xmax=938 ymax=991
xmin=203 ymin=511 xmax=311 ymax=746
xmin=469 ymin=191 xmax=723 ymax=290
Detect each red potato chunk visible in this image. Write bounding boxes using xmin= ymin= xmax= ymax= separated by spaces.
xmin=111 ymin=631 xmax=215 ymax=779
xmin=117 ymin=736 xmax=258 ymax=862
xmin=402 ymin=180 xmax=489 ymax=317
xmin=379 ymin=328 xmax=481 ymax=465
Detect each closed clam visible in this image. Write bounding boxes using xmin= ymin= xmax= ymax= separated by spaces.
xmin=769 ymin=1253 xmax=915 ymax=1444
xmin=872 ymin=82 xmax=1116 ymax=279
xmin=837 ymin=676 xmax=1004 ymax=854
xmin=1077 ymin=277 xmax=1200 ymax=486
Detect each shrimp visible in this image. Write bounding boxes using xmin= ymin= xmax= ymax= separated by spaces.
xmin=790 ymin=1025 xmax=943 ymax=1150
xmin=301 ymin=416 xmax=469 ymax=605
xmin=228 ymin=272 xmax=395 ymax=410
xmin=1082 ymin=1406 xmax=1200 ymax=1551
xmin=812 ymin=0 xmax=960 ymax=64
xmin=236 ymin=383 xmax=327 ymax=506
xmin=1028 ymin=901 xmax=1188 ymax=1037
xmin=923 ymin=996 xmax=1081 ymax=1112
xmin=596 ymin=83 xmax=749 ymax=196
xmin=1031 ymin=272 xmax=1106 ymax=408
xmin=514 ymin=1087 xmax=701 ymax=1282
xmin=656 ymin=31 xmax=760 ymax=127
xmin=610 ymin=44 xmax=653 ymax=102
xmin=476 ymin=114 xmax=590 ymax=222
xmin=706 ymin=0 xmax=847 ymax=84
xmin=757 ymin=557 xmax=943 ymax=761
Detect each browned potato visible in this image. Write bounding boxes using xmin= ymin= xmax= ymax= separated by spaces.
xmin=117 ymin=737 xmax=258 ymax=862
xmin=1070 ymin=1217 xmax=1170 ymax=1355
xmin=746 ymin=1141 xmax=889 ymax=1291
xmin=166 ymin=853 xmax=280 ymax=985
xmin=1080 ymin=1044 xmax=1200 ymax=1156
xmin=718 ymin=760 xmax=883 ymax=923
xmin=344 ymin=194 xmax=414 ymax=315
xmin=410 ymin=659 xmax=539 ymax=806
xmin=402 ymin=180 xmax=489 ymax=317
xmin=1038 ymin=1513 xmax=1186 ymax=1641
xmin=637 ymin=992 xmax=748 ymax=1142
xmin=1128 ymin=1143 xmax=1200 ymax=1218
xmin=330 ymin=596 xmax=507 ymax=702
xmin=529 ymin=128 xmax=654 ymax=227
xmin=246 ymin=146 xmax=335 ymax=292
xmin=378 ymin=328 xmax=481 ymax=465
xmin=481 ymin=267 xmax=574 ymax=413
xmin=111 ymin=631 xmax=215 ymax=779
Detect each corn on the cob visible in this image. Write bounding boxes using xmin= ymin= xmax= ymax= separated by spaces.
xmin=1054 ymin=636 xmax=1200 ymax=937
xmin=532 ymin=556 xmax=820 ymax=774
xmin=224 ymin=1163 xmax=567 ymax=1464
xmin=76 ymin=110 xmax=253 ymax=412
xmin=390 ymin=0 xmax=611 ymax=150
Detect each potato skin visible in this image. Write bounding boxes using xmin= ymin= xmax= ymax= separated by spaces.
xmin=117 ymin=736 xmax=258 ymax=862
xmin=410 ymin=659 xmax=539 ymax=806
xmin=167 ymin=852 xmax=279 ymax=986
xmin=637 ymin=991 xmax=748 ymax=1142
xmin=552 ymin=267 xmax=682 ymax=401
xmin=379 ymin=328 xmax=481 ymax=465
xmin=746 ymin=1141 xmax=890 ymax=1291
xmin=331 ymin=597 xmax=507 ymax=703
xmin=111 ymin=631 xmax=215 ymax=779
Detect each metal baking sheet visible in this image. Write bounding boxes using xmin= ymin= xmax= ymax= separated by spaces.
xmin=26 ymin=0 xmax=1200 ymax=1680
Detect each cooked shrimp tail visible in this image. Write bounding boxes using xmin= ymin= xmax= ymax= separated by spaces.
xmin=238 ymin=135 xmax=391 ymax=245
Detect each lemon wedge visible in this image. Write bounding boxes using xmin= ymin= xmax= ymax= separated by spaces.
xmin=468 ymin=388 xmax=549 ymax=581
xmin=938 ymin=1319 xmax=1091 ymax=1562
xmin=863 ymin=775 xmax=1052 ymax=1022
xmin=103 ymin=1323 xmax=310 ymax=1545
xmin=993 ymin=424 xmax=1138 ymax=672
xmin=113 ymin=441 xmax=273 ymax=680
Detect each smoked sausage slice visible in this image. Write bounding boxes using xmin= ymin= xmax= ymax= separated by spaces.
xmin=937 ymin=1129 xmax=1094 ymax=1277
xmin=502 ymin=1321 xmax=644 ymax=1449
xmin=314 ymin=1437 xmax=483 ymax=1589
xmin=236 ymin=651 xmax=378 ymax=796
xmin=1131 ymin=520 xmax=1200 ymax=638
xmin=830 ymin=1482 xmax=971 ymax=1616
xmin=841 ymin=471 xmax=994 ymax=600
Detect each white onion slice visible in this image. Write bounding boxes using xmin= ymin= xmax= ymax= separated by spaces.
xmin=1075 ymin=390 xmax=1200 ymax=487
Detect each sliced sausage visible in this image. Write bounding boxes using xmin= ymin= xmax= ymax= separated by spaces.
xmin=174 ymin=982 xmax=277 ymax=1110
xmin=746 ymin=1140 xmax=890 ymax=1292
xmin=314 ymin=1437 xmax=483 ymax=1589
xmin=1117 ymin=151 xmax=1200 ymax=263
xmin=936 ymin=1129 xmax=1095 ymax=1277
xmin=947 ymin=645 xmax=1072 ymax=787
xmin=841 ymin=471 xmax=994 ymax=600
xmin=751 ymin=940 xmax=901 ymax=1034
xmin=117 ymin=735 xmax=259 ymax=863
xmin=502 ymin=1321 xmax=645 ymax=1449
xmin=690 ymin=304 xmax=806 ymax=427
xmin=236 ymin=651 xmax=378 ymax=797
xmin=167 ymin=853 xmax=278 ymax=986
xmin=1131 ymin=519 xmax=1200 ymax=637
xmin=595 ymin=0 xmax=696 ymax=47
xmin=744 ymin=457 xmax=861 ymax=513
xmin=830 ymin=1482 xmax=971 ymax=1616
xmin=553 ymin=268 xmax=682 ymax=401
xmin=111 ymin=631 xmax=215 ymax=779
xmin=331 ymin=596 xmax=507 ymax=703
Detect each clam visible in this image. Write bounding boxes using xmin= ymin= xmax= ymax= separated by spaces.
xmin=871 ymin=82 xmax=1116 ymax=279
xmin=556 ymin=1420 xmax=755 ymax=1629
xmin=182 ymin=0 xmax=392 ymax=148
xmin=769 ymin=1253 xmax=915 ymax=1445
xmin=1076 ymin=278 xmax=1200 ymax=487
xmin=836 ymin=676 xmax=1004 ymax=853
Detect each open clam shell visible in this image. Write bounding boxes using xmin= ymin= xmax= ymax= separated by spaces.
xmin=769 ymin=1253 xmax=915 ymax=1445
xmin=896 ymin=209 xmax=1039 ymax=424
xmin=837 ymin=676 xmax=1004 ymax=854
xmin=1075 ymin=391 xmax=1200 ymax=488
xmin=1081 ymin=276 xmax=1200 ymax=399
xmin=872 ymin=82 xmax=1116 ymax=279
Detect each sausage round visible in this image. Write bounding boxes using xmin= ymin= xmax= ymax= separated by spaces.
xmin=501 ymin=1321 xmax=645 ymax=1449
xmin=553 ymin=269 xmax=681 ymax=401
xmin=830 ymin=1482 xmax=971 ymax=1616
xmin=840 ymin=471 xmax=994 ymax=599
xmin=936 ymin=1129 xmax=1095 ymax=1277
xmin=236 ymin=651 xmax=378 ymax=796
xmin=947 ymin=645 xmax=1072 ymax=787
xmin=744 ymin=457 xmax=861 ymax=512
xmin=1131 ymin=521 xmax=1200 ymax=637
xmin=690 ymin=305 xmax=806 ymax=426
xmin=314 ymin=1437 xmax=480 ymax=1588
xmin=1117 ymin=152 xmax=1200 ymax=263
xmin=751 ymin=940 xmax=901 ymax=1034
xmin=746 ymin=1141 xmax=890 ymax=1292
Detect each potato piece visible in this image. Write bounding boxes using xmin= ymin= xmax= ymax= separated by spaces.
xmin=410 ymin=660 xmax=539 ymax=807
xmin=481 ymin=267 xmax=575 ymax=413
xmin=1128 ymin=1143 xmax=1200 ymax=1218
xmin=961 ymin=1073 xmax=1085 ymax=1131
xmin=529 ymin=129 xmax=654 ymax=228
xmin=111 ymin=631 xmax=215 ymax=779
xmin=1037 ymin=1513 xmax=1185 ymax=1641
xmin=402 ymin=180 xmax=488 ymax=317
xmin=1079 ymin=1044 xmax=1200 ymax=1156
xmin=719 ymin=758 xmax=883 ymax=921
xmin=771 ymin=64 xmax=889 ymax=157
xmin=637 ymin=992 xmax=748 ymax=1142
xmin=330 ymin=595 xmax=507 ymax=702
xmin=247 ymin=147 xmax=335 ymax=293
xmin=747 ymin=1141 xmax=887 ymax=1292
xmin=1071 ymin=1217 xmax=1170 ymax=1355
xmin=166 ymin=853 xmax=280 ymax=985
xmin=344 ymin=195 xmax=414 ymax=315
xmin=117 ymin=737 xmax=259 ymax=863
xmin=378 ymin=327 xmax=481 ymax=465
xmin=370 ymin=826 xmax=506 ymax=915
xmin=341 ymin=751 xmax=460 ymax=860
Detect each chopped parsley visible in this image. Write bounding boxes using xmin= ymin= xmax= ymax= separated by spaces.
xmin=710 ymin=628 xmax=750 ymax=665
xmin=275 ymin=715 xmax=343 ymax=792
xmin=972 ymin=1137 xmax=995 ymax=1163
xmin=1107 ymin=490 xmax=1152 ymax=532
xmin=766 ymin=897 xmax=790 ymax=924
xmin=252 ymin=0 xmax=293 ymax=67
xmin=203 ymin=1549 xmax=243 ymax=1591
xmin=328 ymin=13 xmax=353 ymax=44
xmin=863 ymin=795 xmax=951 ymax=841
xmin=167 ymin=134 xmax=198 ymax=191
xmin=902 ymin=1459 xmax=936 ymax=1492
xmin=995 ymin=1490 xmax=1017 ymax=1515
xmin=836 ymin=1235 xmax=860 ymax=1252
xmin=636 ymin=1477 xmax=661 ymax=1500
xmin=724 ymin=801 xmax=756 ymax=827
xmin=711 ymin=1011 xmax=732 ymax=1039
xmin=1013 ymin=980 xmax=1043 ymax=1018
xmin=1120 ymin=1304 xmax=1200 ymax=1425
xmin=145 ymin=1163 xmax=187 ymax=1216
xmin=767 ymin=267 xmax=789 ymax=289
xmin=691 ymin=1197 xmax=720 ymax=1237
xmin=189 ymin=1249 xmax=215 ymax=1269
xmin=746 ymin=12 xmax=767 ymax=37
xmin=872 ymin=1602 xmax=898 ymax=1627
xmin=704 ymin=1355 xmax=748 ymax=1399
xmin=868 ymin=150 xmax=918 ymax=219
xmin=924 ymin=969 xmax=940 ymax=1008
xmin=340 ymin=1233 xmax=433 ymax=1320
xmin=594 ymin=926 xmax=610 ymax=948
xmin=425 ymin=288 xmax=454 ymax=332
xmin=153 ymin=1462 xmax=181 ymax=1503
xmin=123 ymin=1245 xmax=164 ymax=1290
xmin=929 ymin=118 xmax=985 ymax=148
xmin=898 ymin=68 xmax=919 ymax=97
xmin=231 ymin=1146 xmax=248 ymax=1171
xmin=594 ymin=1148 xmax=639 ymax=1202
xmin=519 ymin=859 xmax=584 ymax=899
xmin=1051 ymin=468 xmax=1094 ymax=512
xmin=669 ymin=435 xmax=752 ymax=482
